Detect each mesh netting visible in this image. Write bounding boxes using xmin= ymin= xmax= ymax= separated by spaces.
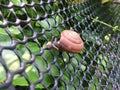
xmin=0 ymin=0 xmax=120 ymax=90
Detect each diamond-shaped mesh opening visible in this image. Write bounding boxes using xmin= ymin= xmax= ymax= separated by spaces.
xmin=0 ymin=0 xmax=120 ymax=90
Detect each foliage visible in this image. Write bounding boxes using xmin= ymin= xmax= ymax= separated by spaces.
xmin=0 ymin=0 xmax=119 ymax=90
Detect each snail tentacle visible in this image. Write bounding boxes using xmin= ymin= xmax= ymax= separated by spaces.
xmin=52 ymin=43 xmax=59 ymax=50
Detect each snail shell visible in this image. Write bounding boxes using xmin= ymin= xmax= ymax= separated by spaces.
xmin=47 ymin=30 xmax=84 ymax=54
xmin=58 ymin=30 xmax=84 ymax=53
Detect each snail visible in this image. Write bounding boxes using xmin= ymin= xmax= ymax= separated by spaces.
xmin=47 ymin=29 xmax=84 ymax=54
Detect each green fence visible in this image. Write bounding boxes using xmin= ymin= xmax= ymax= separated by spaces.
xmin=0 ymin=0 xmax=120 ymax=90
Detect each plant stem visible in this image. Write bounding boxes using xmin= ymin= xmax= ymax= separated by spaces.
xmin=92 ymin=17 xmax=120 ymax=32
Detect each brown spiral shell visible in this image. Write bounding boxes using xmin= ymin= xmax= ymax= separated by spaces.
xmin=58 ymin=30 xmax=84 ymax=53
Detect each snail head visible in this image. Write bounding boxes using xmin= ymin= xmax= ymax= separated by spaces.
xmin=47 ymin=41 xmax=53 ymax=48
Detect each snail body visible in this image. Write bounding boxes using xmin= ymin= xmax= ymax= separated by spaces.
xmin=47 ymin=30 xmax=84 ymax=54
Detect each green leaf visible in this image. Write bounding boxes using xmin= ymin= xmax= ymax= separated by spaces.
xmin=35 ymin=22 xmax=41 ymax=27
xmin=0 ymin=63 xmax=6 ymax=84
xmin=8 ymin=26 xmax=21 ymax=35
xmin=35 ymin=56 xmax=47 ymax=71
xmin=81 ymin=64 xmax=86 ymax=71
xmin=15 ymin=10 xmax=24 ymax=15
xmin=16 ymin=44 xmax=31 ymax=62
xmin=56 ymin=16 xmax=62 ymax=23
xmin=94 ymin=76 xmax=99 ymax=85
xmin=2 ymin=50 xmax=20 ymax=72
xmin=100 ymin=65 xmax=104 ymax=72
xmin=12 ymin=0 xmax=21 ymax=5
xmin=52 ymin=28 xmax=60 ymax=37
xmin=51 ymin=65 xmax=60 ymax=77
xmin=0 ymin=28 xmax=8 ymax=35
xmin=68 ymin=85 xmax=75 ymax=90
xmin=8 ymin=26 xmax=23 ymax=41
xmin=63 ymin=72 xmax=70 ymax=83
xmin=0 ymin=28 xmax=11 ymax=46
xmin=57 ymin=58 xmax=65 ymax=69
xmin=26 ymin=7 xmax=36 ymax=18
xmin=48 ymin=18 xmax=55 ymax=26
xmin=22 ymin=0 xmax=28 ymax=4
xmin=90 ymin=83 xmax=96 ymax=90
xmin=76 ymin=54 xmax=82 ymax=61
xmin=40 ymin=18 xmax=56 ymax=30
xmin=0 ymin=21 xmax=3 ymax=24
xmin=26 ymin=65 xmax=39 ymax=83
xmin=43 ymin=50 xmax=53 ymax=62
xmin=13 ymin=75 xmax=28 ymax=86
xmin=71 ymin=58 xmax=78 ymax=67
xmin=76 ymin=16 xmax=82 ymax=21
xmin=62 ymin=52 xmax=69 ymax=63
xmin=35 ymin=84 xmax=44 ymax=89
xmin=45 ymin=31 xmax=52 ymax=40
xmin=97 ymin=54 xmax=108 ymax=67
xmin=43 ymin=74 xmax=54 ymax=87
xmin=68 ymin=64 xmax=74 ymax=73
xmin=13 ymin=65 xmax=44 ymax=89
xmin=27 ymin=41 xmax=40 ymax=54
xmin=11 ymin=0 xmax=28 ymax=5
xmin=40 ymin=20 xmax=49 ymax=30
